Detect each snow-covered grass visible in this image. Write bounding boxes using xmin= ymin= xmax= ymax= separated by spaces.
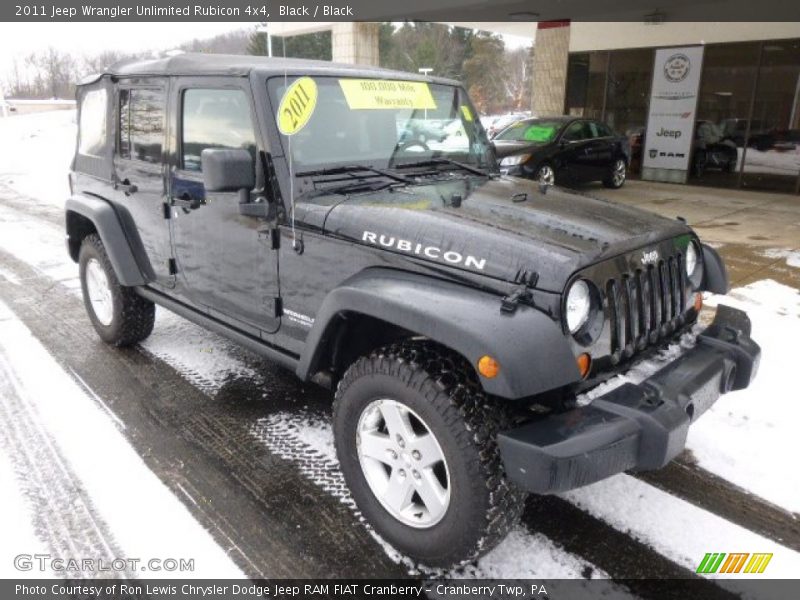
xmin=0 ymin=300 xmax=244 ymax=579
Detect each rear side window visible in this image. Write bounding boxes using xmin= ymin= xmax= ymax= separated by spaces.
xmin=562 ymin=121 xmax=587 ymax=142
xmin=119 ymin=88 xmax=165 ymax=163
xmin=78 ymin=89 xmax=107 ymax=157
xmin=181 ymin=88 xmax=256 ymax=172
xmin=590 ymin=122 xmax=613 ymax=137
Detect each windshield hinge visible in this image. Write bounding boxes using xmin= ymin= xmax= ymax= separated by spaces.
xmin=501 ymin=270 xmax=538 ymax=314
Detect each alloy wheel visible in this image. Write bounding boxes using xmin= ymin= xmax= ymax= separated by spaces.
xmin=356 ymin=398 xmax=451 ymax=528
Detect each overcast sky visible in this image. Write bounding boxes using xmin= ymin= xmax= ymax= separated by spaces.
xmin=0 ymin=22 xmax=255 ymax=80
xmin=0 ymin=22 xmax=532 ymax=88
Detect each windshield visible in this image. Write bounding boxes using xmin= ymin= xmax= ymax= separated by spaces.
xmin=494 ymin=120 xmax=562 ymax=143
xmin=267 ymin=76 xmax=494 ymax=172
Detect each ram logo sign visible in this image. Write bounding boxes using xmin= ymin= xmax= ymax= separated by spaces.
xmin=696 ymin=552 xmax=773 ymax=574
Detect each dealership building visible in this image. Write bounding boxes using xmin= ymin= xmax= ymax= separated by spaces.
xmin=271 ymin=19 xmax=800 ymax=195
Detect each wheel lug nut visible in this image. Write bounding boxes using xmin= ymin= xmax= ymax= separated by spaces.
xmin=389 ymin=450 xmax=398 ymax=460
xmin=411 ymin=450 xmax=421 ymax=461
xmin=396 ymin=436 xmax=405 ymax=448
xmin=413 ymin=470 xmax=421 ymax=480
xmin=398 ymin=469 xmax=406 ymax=478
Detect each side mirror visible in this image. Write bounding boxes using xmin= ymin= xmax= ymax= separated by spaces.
xmin=201 ymin=148 xmax=255 ymax=192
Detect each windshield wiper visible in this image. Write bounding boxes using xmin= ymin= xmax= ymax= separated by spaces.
xmin=295 ymin=164 xmax=414 ymax=184
xmin=394 ymin=158 xmax=491 ymax=177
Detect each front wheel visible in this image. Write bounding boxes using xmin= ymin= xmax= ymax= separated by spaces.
xmin=535 ymin=163 xmax=556 ymax=186
xmin=79 ymin=234 xmax=155 ymax=346
xmin=333 ymin=341 xmax=525 ymax=567
xmin=603 ymin=158 xmax=627 ymax=188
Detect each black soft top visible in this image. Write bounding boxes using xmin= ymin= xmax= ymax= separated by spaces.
xmin=79 ymin=53 xmax=460 ymax=87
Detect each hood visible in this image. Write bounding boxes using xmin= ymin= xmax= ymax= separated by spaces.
xmin=492 ymin=139 xmax=549 ymax=159
xmin=311 ymin=177 xmax=692 ymax=292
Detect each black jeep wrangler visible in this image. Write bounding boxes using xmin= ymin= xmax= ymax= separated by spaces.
xmin=66 ymin=54 xmax=759 ymax=567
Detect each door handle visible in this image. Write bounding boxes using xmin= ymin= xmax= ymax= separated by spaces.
xmin=118 ymin=178 xmax=138 ymax=195
xmin=172 ymin=192 xmax=201 ymax=210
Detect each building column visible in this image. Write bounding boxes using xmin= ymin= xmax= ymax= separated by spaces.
xmin=531 ymin=20 xmax=571 ymax=116
xmin=331 ymin=22 xmax=380 ymax=66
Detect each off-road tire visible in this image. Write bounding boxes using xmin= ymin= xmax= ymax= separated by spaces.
xmin=333 ymin=340 xmax=526 ymax=567
xmin=78 ymin=234 xmax=155 ymax=346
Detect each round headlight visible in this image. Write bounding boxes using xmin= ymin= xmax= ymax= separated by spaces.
xmin=565 ymin=280 xmax=591 ymax=334
xmin=685 ymin=242 xmax=698 ymax=277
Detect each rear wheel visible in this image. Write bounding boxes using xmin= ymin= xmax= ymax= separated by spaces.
xmin=79 ymin=234 xmax=155 ymax=346
xmin=333 ymin=341 xmax=525 ymax=567
xmin=603 ymin=158 xmax=627 ymax=188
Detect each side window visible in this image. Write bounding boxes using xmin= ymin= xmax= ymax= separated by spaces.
xmin=562 ymin=121 xmax=585 ymax=142
xmin=181 ymin=88 xmax=256 ymax=172
xmin=589 ymin=121 xmax=612 ymax=138
xmin=118 ymin=88 xmax=165 ymax=164
xmin=78 ymin=88 xmax=107 ymax=157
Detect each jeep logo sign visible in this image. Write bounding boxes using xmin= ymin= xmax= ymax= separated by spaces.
xmin=362 ymin=231 xmax=487 ymax=271
xmin=643 ymin=46 xmax=704 ymax=175
xmin=641 ymin=250 xmax=660 ymax=265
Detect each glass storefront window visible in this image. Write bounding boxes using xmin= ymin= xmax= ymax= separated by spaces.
xmin=565 ymin=39 xmax=800 ymax=194
xmin=605 ymin=48 xmax=654 ymax=176
xmin=689 ymin=42 xmax=760 ymax=188
xmin=565 ymin=52 xmax=607 ymax=120
xmin=741 ymin=40 xmax=800 ymax=193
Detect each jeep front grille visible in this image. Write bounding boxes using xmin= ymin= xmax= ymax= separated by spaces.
xmin=606 ymin=253 xmax=687 ymax=361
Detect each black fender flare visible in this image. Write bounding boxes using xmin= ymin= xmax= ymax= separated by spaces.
xmin=65 ymin=193 xmax=152 ymax=286
xmin=297 ymin=268 xmax=581 ymax=400
xmin=701 ymin=243 xmax=729 ymax=295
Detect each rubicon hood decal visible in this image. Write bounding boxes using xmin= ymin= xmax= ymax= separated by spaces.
xmin=362 ymin=231 xmax=487 ymax=271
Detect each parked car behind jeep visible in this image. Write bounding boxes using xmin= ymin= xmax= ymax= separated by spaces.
xmin=65 ymin=54 xmax=759 ymax=567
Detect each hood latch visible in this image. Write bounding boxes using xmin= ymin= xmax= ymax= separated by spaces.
xmin=501 ymin=270 xmax=539 ymax=314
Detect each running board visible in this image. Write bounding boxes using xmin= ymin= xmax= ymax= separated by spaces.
xmin=136 ymin=287 xmax=299 ymax=373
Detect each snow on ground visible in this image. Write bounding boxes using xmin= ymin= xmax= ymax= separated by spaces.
xmin=0 ymin=198 xmax=80 ymax=293
xmin=0 ymin=299 xmax=244 ymax=578
xmin=761 ymin=248 xmax=800 ymax=269
xmin=0 ymin=444 xmax=50 ymax=578
xmin=564 ymin=475 xmax=800 ymax=599
xmin=686 ymin=280 xmax=800 ymax=513
xmin=0 ymin=110 xmax=75 ymax=208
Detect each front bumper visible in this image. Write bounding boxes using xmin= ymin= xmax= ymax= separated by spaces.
xmin=497 ymin=305 xmax=760 ymax=494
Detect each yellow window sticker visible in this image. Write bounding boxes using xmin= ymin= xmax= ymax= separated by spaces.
xmin=460 ymin=105 xmax=474 ymax=122
xmin=338 ymin=79 xmax=437 ymax=110
xmin=277 ymin=77 xmax=318 ymax=135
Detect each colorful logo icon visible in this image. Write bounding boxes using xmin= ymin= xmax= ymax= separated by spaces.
xmin=696 ymin=552 xmax=773 ymax=574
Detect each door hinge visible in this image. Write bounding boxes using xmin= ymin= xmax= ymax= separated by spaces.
xmin=167 ymin=258 xmax=178 ymax=275
xmin=273 ymin=297 xmax=283 ymax=318
xmin=270 ymin=228 xmax=280 ymax=250
xmin=162 ymin=202 xmax=171 ymax=219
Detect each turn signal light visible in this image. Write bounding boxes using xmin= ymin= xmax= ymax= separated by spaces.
xmin=576 ymin=353 xmax=592 ymax=379
xmin=694 ymin=292 xmax=703 ymax=312
xmin=477 ymin=355 xmax=500 ymax=379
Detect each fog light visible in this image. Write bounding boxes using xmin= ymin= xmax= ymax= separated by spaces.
xmin=694 ymin=292 xmax=703 ymax=312
xmin=477 ymin=355 xmax=500 ymax=378
xmin=576 ymin=353 xmax=592 ymax=379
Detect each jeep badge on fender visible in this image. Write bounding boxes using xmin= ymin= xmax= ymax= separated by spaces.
xmin=65 ymin=54 xmax=760 ymax=568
